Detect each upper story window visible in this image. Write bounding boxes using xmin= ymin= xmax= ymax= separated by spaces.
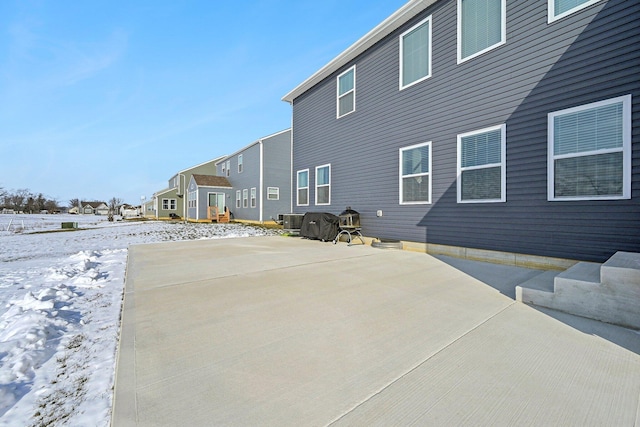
xmin=226 ymin=160 xmax=230 ymax=176
xmin=457 ymin=124 xmax=506 ymax=203
xmin=238 ymin=154 xmax=243 ymax=173
xmin=315 ymin=164 xmax=331 ymax=205
xmin=337 ymin=66 xmax=356 ymax=118
xmin=548 ymin=0 xmax=603 ymax=23
xmin=267 ymin=187 xmax=279 ymax=200
xmin=458 ymin=0 xmax=506 ymax=63
xmin=221 ymin=162 xmax=226 ymax=176
xmin=548 ymin=95 xmax=631 ymax=201
xmin=400 ymin=142 xmax=431 ymax=204
xmin=400 ymin=16 xmax=432 ymax=90
xmin=297 ymin=169 xmax=309 ymax=206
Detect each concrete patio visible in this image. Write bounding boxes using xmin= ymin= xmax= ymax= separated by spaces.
xmin=112 ymin=236 xmax=640 ymax=426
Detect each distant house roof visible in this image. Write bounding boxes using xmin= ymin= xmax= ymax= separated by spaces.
xmin=192 ymin=174 xmax=232 ymax=188
xmin=281 ymin=0 xmax=435 ymax=103
xmin=82 ymin=201 xmax=107 ymax=208
xmin=215 ymin=128 xmax=291 ymax=164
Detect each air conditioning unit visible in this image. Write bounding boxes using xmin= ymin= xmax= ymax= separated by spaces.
xmin=282 ymin=214 xmax=304 ymax=231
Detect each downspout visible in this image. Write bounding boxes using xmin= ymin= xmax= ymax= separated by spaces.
xmin=259 ymin=139 xmax=264 ymax=223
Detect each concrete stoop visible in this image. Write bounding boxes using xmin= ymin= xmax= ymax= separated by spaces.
xmin=516 ymin=251 xmax=640 ymax=329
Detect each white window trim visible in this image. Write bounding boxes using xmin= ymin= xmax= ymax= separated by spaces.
xmin=457 ymin=124 xmax=507 ymax=203
xmin=297 ymin=169 xmax=309 ymax=207
xmin=267 ymin=187 xmax=279 ymax=200
xmin=235 ymin=190 xmax=241 ymax=209
xmin=238 ymin=154 xmax=243 ymax=173
xmin=399 ymin=16 xmax=432 ymax=90
xmin=336 ymin=66 xmax=356 ymax=119
xmin=250 ymin=187 xmax=257 ymax=208
xmin=226 ymin=160 xmax=230 ymax=176
xmin=315 ymin=164 xmax=331 ymax=206
xmin=548 ymin=0 xmax=603 ymax=23
xmin=399 ymin=141 xmax=432 ymax=205
xmin=457 ymin=0 xmax=506 ymax=64
xmin=547 ymin=95 xmax=631 ymax=201
xmin=162 ymin=198 xmax=177 ymax=210
xmin=242 ymin=189 xmax=248 ymax=208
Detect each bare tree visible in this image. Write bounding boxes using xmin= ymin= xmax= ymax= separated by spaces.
xmin=108 ymin=197 xmax=123 ymax=214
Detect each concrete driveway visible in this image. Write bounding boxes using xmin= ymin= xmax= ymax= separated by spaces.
xmin=112 ymin=236 xmax=640 ymax=426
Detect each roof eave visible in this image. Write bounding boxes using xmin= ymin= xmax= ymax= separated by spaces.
xmin=281 ymin=0 xmax=435 ymax=103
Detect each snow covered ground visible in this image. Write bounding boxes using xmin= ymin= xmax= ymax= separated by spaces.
xmin=0 ymin=214 xmax=282 ymax=426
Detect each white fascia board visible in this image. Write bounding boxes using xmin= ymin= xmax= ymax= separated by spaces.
xmin=281 ymin=0 xmax=435 ymax=103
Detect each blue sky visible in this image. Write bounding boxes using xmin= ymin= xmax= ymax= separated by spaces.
xmin=0 ymin=0 xmax=407 ymax=206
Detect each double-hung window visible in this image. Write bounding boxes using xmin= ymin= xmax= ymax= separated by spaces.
xmin=226 ymin=160 xmax=230 ymax=176
xmin=400 ymin=16 xmax=432 ymax=89
xmin=250 ymin=188 xmax=257 ymax=208
xmin=267 ymin=187 xmax=279 ymax=200
xmin=297 ymin=169 xmax=309 ymax=206
xmin=458 ymin=0 xmax=506 ymax=63
xmin=337 ymin=66 xmax=355 ymax=118
xmin=238 ymin=154 xmax=243 ymax=173
xmin=548 ymin=0 xmax=603 ymax=23
xmin=235 ymin=190 xmax=241 ymax=209
xmin=315 ymin=164 xmax=331 ymax=205
xmin=548 ymin=95 xmax=631 ymax=201
xmin=400 ymin=142 xmax=431 ymax=204
xmin=242 ymin=189 xmax=248 ymax=208
xmin=457 ymin=124 xmax=506 ymax=203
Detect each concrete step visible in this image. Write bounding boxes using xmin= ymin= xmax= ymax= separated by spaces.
xmin=554 ymin=262 xmax=601 ymax=295
xmin=601 ymin=251 xmax=640 ymax=288
xmin=515 ymin=271 xmax=557 ymax=306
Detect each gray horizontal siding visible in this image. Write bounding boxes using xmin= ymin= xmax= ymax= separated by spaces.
xmin=292 ymin=0 xmax=640 ymax=261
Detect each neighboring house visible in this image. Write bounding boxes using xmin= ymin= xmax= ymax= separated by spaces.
xmin=142 ymin=199 xmax=156 ymax=218
xmin=80 ymin=201 xmax=109 ymax=215
xmin=152 ymin=157 xmax=221 ymax=219
xmin=120 ymin=204 xmax=140 ymax=218
xmin=186 ymin=174 xmax=234 ymax=221
xmin=216 ymin=129 xmax=292 ymax=223
xmin=153 ymin=187 xmax=180 ymax=220
xmin=282 ymin=0 xmax=639 ymax=262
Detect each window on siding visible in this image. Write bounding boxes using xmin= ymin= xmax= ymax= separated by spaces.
xmin=163 ymin=198 xmax=177 ymax=210
xmin=548 ymin=0 xmax=603 ymax=22
xmin=315 ymin=164 xmax=331 ymax=205
xmin=337 ymin=66 xmax=355 ymax=118
xmin=267 ymin=187 xmax=279 ymax=200
xmin=221 ymin=162 xmax=226 ymax=176
xmin=458 ymin=0 xmax=506 ymax=63
xmin=226 ymin=160 xmax=230 ymax=176
xmin=238 ymin=155 xmax=243 ymax=173
xmin=235 ymin=190 xmax=241 ymax=209
xmin=297 ymin=169 xmax=309 ymax=206
xmin=188 ymin=192 xmax=196 ymax=208
xmin=250 ymin=187 xmax=257 ymax=208
xmin=242 ymin=189 xmax=248 ymax=208
xmin=548 ymin=95 xmax=631 ymax=201
xmin=400 ymin=16 xmax=432 ymax=89
xmin=400 ymin=142 xmax=431 ymax=204
xmin=457 ymin=124 xmax=506 ymax=203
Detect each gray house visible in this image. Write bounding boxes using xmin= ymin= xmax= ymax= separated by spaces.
xmin=216 ymin=129 xmax=292 ymax=223
xmin=283 ymin=0 xmax=639 ymax=263
xmin=186 ymin=174 xmax=234 ymax=222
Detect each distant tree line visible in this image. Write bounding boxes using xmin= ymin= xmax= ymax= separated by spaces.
xmin=0 ymin=187 xmax=60 ymax=213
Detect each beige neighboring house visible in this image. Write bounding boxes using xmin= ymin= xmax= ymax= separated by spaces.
xmin=79 ymin=201 xmax=109 ymax=215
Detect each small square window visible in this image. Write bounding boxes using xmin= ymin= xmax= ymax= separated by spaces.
xmin=267 ymin=187 xmax=279 ymax=200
